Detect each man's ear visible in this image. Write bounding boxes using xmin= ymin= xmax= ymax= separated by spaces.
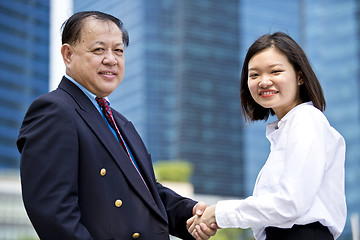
xmin=61 ymin=44 xmax=73 ymax=66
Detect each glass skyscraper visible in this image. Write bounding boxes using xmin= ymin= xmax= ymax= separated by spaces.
xmin=239 ymin=0 xmax=301 ymax=195
xmin=240 ymin=0 xmax=360 ymax=239
xmin=0 ymin=0 xmax=50 ymax=238
xmin=72 ymin=1 xmax=360 ymax=237
xmin=0 ymin=0 xmax=358 ymax=239
xmin=74 ymin=0 xmax=245 ymax=197
xmin=0 ymin=0 xmax=50 ymax=169
xmin=303 ymin=1 xmax=360 ymax=238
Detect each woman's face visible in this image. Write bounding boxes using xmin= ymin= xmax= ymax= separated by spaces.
xmin=247 ymin=47 xmax=303 ymax=120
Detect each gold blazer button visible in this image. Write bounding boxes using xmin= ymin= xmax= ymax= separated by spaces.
xmin=115 ymin=199 xmax=123 ymax=207
xmin=132 ymin=233 xmax=140 ymax=238
xmin=100 ymin=168 xmax=106 ymax=176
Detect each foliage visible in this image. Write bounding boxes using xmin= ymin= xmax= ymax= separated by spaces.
xmin=154 ymin=160 xmax=193 ymax=182
xmin=211 ymin=228 xmax=255 ymax=240
xmin=153 ymin=160 xmax=255 ymax=240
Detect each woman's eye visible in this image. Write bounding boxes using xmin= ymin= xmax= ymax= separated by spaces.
xmin=272 ymin=70 xmax=283 ymax=74
xmin=249 ymin=73 xmax=258 ymax=78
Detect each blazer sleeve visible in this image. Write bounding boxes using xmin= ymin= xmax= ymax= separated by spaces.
xmin=156 ymin=182 xmax=197 ymax=240
xmin=17 ymin=96 xmax=93 ymax=240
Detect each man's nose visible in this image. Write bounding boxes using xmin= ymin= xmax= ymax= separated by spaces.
xmin=102 ymin=51 xmax=117 ymax=66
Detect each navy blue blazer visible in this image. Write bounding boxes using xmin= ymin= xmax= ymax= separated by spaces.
xmin=17 ymin=77 xmax=196 ymax=240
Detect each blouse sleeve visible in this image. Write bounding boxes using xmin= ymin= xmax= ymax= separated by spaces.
xmin=216 ymin=109 xmax=330 ymax=229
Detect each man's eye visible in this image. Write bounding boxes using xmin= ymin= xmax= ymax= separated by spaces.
xmin=93 ymin=48 xmax=104 ymax=53
xmin=114 ymin=49 xmax=124 ymax=55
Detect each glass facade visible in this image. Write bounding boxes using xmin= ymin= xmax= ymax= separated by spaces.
xmin=240 ymin=0 xmax=360 ymax=238
xmin=72 ymin=2 xmax=360 ymax=236
xmin=74 ymin=0 xmax=245 ymax=197
xmin=0 ymin=0 xmax=358 ymax=238
xmin=239 ymin=0 xmax=301 ymax=195
xmin=0 ymin=0 xmax=49 ymax=238
xmin=0 ymin=0 xmax=50 ymax=169
xmin=170 ymin=1 xmax=243 ymax=196
xmin=302 ymin=1 xmax=360 ymax=238
xmin=0 ymin=171 xmax=37 ymax=239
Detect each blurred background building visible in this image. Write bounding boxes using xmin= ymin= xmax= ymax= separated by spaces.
xmin=0 ymin=0 xmax=49 ymax=169
xmin=0 ymin=0 xmax=49 ymax=238
xmin=74 ymin=0 xmax=244 ymax=197
xmin=0 ymin=0 xmax=359 ymax=239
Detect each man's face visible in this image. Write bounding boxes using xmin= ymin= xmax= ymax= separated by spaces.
xmin=64 ymin=18 xmax=125 ymax=97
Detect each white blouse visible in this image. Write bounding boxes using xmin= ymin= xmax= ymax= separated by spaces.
xmin=215 ymin=102 xmax=347 ymax=240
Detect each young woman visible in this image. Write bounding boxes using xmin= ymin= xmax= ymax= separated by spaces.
xmin=187 ymin=32 xmax=347 ymax=240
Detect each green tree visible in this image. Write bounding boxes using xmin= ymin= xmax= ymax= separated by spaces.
xmin=211 ymin=228 xmax=255 ymax=240
xmin=154 ymin=160 xmax=193 ymax=182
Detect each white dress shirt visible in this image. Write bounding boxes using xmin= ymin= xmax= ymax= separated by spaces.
xmin=216 ymin=102 xmax=347 ymax=240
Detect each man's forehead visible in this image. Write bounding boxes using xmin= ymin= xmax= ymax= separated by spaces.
xmin=81 ymin=17 xmax=120 ymax=31
xmin=78 ymin=18 xmax=123 ymax=42
xmin=92 ymin=40 xmax=124 ymax=47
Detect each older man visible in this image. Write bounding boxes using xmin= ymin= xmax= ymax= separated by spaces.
xmin=17 ymin=11 xmax=215 ymax=240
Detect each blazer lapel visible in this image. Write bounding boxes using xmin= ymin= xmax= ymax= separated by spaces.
xmin=113 ymin=113 xmax=168 ymax=222
xmin=58 ymin=77 xmax=167 ymax=223
xmin=77 ymin=108 xmax=157 ymax=200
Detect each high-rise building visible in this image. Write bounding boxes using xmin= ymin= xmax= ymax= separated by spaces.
xmin=74 ymin=0 xmax=245 ymax=197
xmin=302 ymin=1 xmax=360 ymax=239
xmin=0 ymin=0 xmax=50 ymax=169
xmin=0 ymin=1 xmax=50 ymax=238
xmin=240 ymin=0 xmax=360 ymax=239
xmin=72 ymin=2 xmax=360 ymax=237
xmin=1 ymin=0 xmax=357 ymax=239
xmin=239 ymin=0 xmax=301 ymax=195
xmin=0 ymin=170 xmax=37 ymax=239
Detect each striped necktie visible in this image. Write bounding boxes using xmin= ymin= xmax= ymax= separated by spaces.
xmin=95 ymin=97 xmax=149 ymax=190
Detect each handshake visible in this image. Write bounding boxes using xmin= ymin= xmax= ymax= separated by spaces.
xmin=187 ymin=202 xmax=219 ymax=240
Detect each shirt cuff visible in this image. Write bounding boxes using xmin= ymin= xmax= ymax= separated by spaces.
xmin=215 ymin=200 xmax=244 ymax=228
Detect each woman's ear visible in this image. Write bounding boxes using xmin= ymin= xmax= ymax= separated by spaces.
xmin=298 ymin=71 xmax=304 ymax=85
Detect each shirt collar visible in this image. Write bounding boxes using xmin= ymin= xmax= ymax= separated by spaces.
xmin=266 ymin=101 xmax=313 ymax=135
xmin=65 ymin=74 xmax=110 ymax=113
xmin=278 ymin=102 xmax=313 ymax=128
